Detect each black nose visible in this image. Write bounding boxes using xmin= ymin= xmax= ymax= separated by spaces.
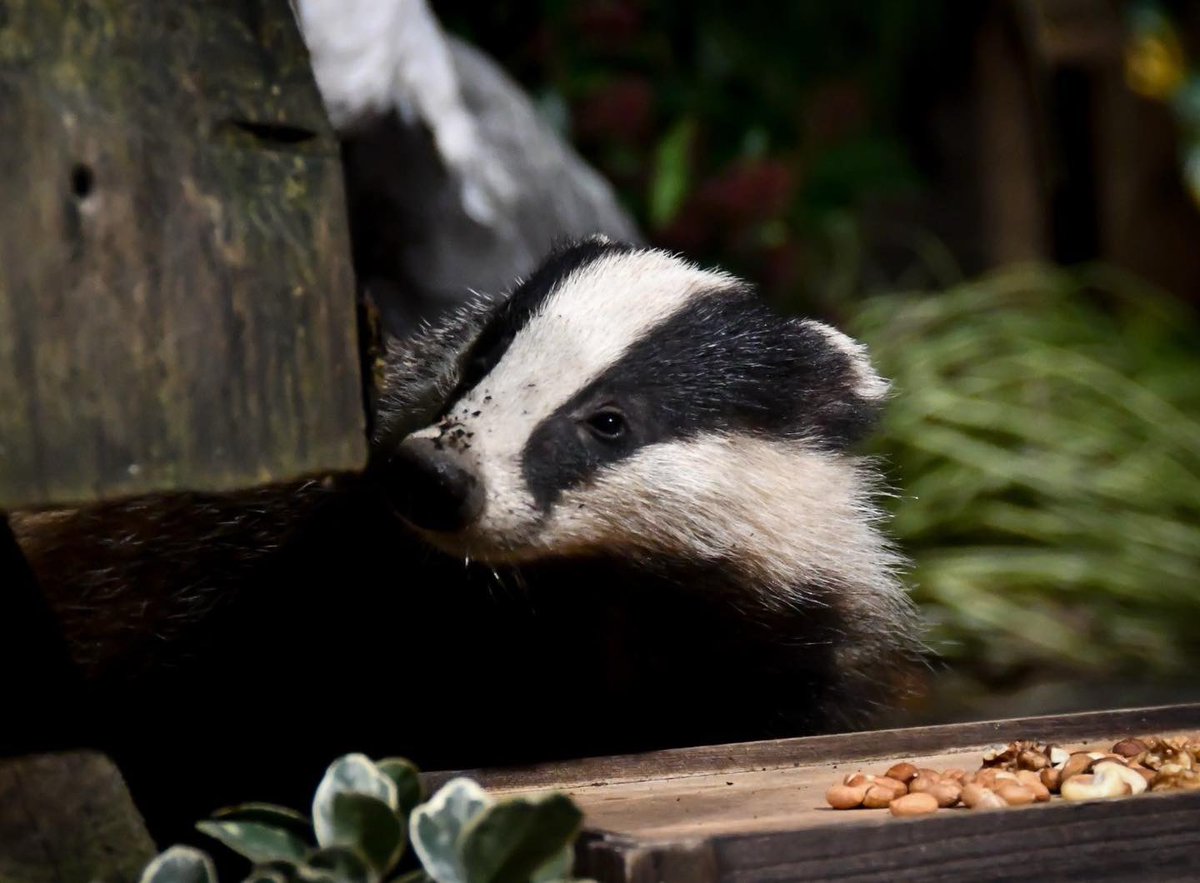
xmin=380 ymin=437 xmax=484 ymax=532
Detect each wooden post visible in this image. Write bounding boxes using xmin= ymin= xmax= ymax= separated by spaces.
xmin=0 ymin=0 xmax=366 ymax=511
xmin=0 ymin=3 xmax=369 ymax=879
xmin=0 ymin=752 xmax=157 ymax=883
xmin=973 ymin=1 xmax=1051 ymax=266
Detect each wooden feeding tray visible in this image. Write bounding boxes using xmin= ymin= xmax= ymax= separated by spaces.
xmin=444 ymin=704 xmax=1200 ymax=882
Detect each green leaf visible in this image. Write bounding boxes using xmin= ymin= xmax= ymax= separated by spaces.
xmin=389 ymin=872 xmax=434 ymax=883
xmin=241 ymin=870 xmax=292 ymax=883
xmin=246 ymin=861 xmax=302 ymax=883
xmin=324 ymin=793 xmax=405 ymax=876
xmin=530 ymin=844 xmax=573 ymax=883
xmin=314 ymin=755 xmax=399 ymax=849
xmin=409 ymin=778 xmax=493 ymax=883
xmin=197 ymin=820 xmax=310 ymax=864
xmin=649 ymin=117 xmax=696 ymax=229
xmin=460 ymin=794 xmax=582 ymax=883
xmin=140 ymin=846 xmax=218 ymax=883
xmin=377 ymin=758 xmax=424 ymax=820
xmin=213 ymin=803 xmax=314 ymax=844
xmin=304 ymin=846 xmax=372 ymax=883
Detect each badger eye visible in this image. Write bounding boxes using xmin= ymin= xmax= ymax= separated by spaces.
xmin=586 ymin=408 xmax=627 ymax=440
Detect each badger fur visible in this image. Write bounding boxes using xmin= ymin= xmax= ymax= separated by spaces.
xmin=13 ymin=238 xmax=919 ymax=839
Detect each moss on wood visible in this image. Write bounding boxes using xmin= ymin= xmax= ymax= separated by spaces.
xmin=0 ymin=0 xmax=364 ymax=509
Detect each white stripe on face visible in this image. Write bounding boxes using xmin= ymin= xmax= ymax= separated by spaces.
xmin=536 ymin=433 xmax=905 ymax=614
xmin=410 ymin=249 xmax=742 ymax=550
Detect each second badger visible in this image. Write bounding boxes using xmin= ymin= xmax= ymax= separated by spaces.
xmin=17 ymin=238 xmax=921 ymax=828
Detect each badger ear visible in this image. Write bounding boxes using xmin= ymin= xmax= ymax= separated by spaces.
xmin=783 ymin=318 xmax=891 ymax=449
xmin=795 ymin=318 xmax=891 ymax=403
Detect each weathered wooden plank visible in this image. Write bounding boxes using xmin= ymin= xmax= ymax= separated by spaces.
xmin=545 ymin=736 xmax=1200 ymax=843
xmin=0 ymin=751 xmax=156 ymax=883
xmin=442 ymin=705 xmax=1200 ymax=882
xmin=0 ymin=0 xmax=364 ymax=510
xmin=442 ymin=703 xmax=1200 ymax=793
xmin=706 ymin=791 xmax=1200 ymax=882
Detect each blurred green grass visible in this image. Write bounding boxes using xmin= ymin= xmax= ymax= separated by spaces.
xmin=850 ymin=265 xmax=1200 ymax=693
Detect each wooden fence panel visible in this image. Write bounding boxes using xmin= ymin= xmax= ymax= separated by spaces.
xmin=0 ymin=0 xmax=365 ymax=510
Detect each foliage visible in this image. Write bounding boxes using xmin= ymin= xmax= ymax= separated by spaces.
xmin=139 ymin=754 xmax=588 ymax=883
xmin=435 ymin=0 xmax=961 ymax=307
xmin=851 ymin=265 xmax=1200 ymax=687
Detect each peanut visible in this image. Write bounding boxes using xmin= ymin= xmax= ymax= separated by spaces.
xmin=874 ymin=776 xmax=910 ymax=797
xmin=996 ymin=783 xmax=1036 ymax=806
xmin=965 ymin=786 xmax=1006 ymax=810
xmin=1059 ymin=753 xmax=1095 ymax=783
xmin=862 ymin=784 xmax=896 ymax=809
xmin=889 ymin=792 xmax=938 ymax=817
xmin=1017 ymin=749 xmax=1049 ymax=771
xmin=1014 ymin=770 xmax=1051 ymax=802
xmin=1060 ymin=772 xmax=1132 ymax=801
xmin=1111 ymin=738 xmax=1147 ymax=758
xmin=908 ymin=775 xmax=939 ymax=794
xmin=960 ymin=783 xmax=989 ymax=808
xmin=826 ymin=783 xmax=868 ymax=810
xmin=929 ymin=781 xmax=962 ymax=808
xmin=822 ymin=731 xmax=1193 ymax=821
xmin=885 ymin=762 xmax=919 ymax=784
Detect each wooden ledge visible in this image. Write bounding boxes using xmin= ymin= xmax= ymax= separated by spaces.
xmin=432 ymin=703 xmax=1200 ymax=882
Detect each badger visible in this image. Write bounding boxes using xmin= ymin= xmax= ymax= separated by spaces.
xmin=14 ymin=238 xmax=920 ymax=839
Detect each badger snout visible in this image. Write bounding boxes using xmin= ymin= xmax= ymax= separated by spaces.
xmin=382 ymin=437 xmax=484 ymax=533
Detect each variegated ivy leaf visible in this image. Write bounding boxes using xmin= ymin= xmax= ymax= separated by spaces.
xmin=323 ymin=792 xmax=405 ymax=876
xmin=304 ymin=845 xmax=372 ymax=883
xmin=313 ymin=754 xmax=399 ymax=849
xmin=197 ymin=820 xmax=309 ymax=865
xmin=139 ymin=845 xmax=218 ymax=883
xmin=530 ymin=844 xmax=574 ymax=883
xmin=212 ymin=803 xmax=314 ymax=844
xmin=376 ymin=757 xmax=424 ymax=820
xmin=241 ymin=870 xmax=292 ymax=883
xmin=409 ymin=778 xmax=493 ymax=883
xmin=460 ymin=794 xmax=582 ymax=883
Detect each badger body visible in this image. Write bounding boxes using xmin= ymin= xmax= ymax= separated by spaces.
xmin=14 ymin=239 xmax=919 ymax=839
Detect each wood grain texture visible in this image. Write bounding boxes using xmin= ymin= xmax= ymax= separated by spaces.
xmin=436 ymin=705 xmax=1200 ymax=882
xmin=0 ymin=0 xmax=364 ymax=510
xmin=0 ymin=751 xmax=156 ymax=883
xmin=705 ymin=791 xmax=1200 ymax=882
xmin=440 ymin=703 xmax=1200 ymax=792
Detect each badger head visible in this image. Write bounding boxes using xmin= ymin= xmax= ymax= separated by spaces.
xmin=370 ymin=238 xmax=910 ymax=646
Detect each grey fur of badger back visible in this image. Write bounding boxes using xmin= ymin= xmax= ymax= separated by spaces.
xmin=13 ymin=239 xmax=920 ymax=840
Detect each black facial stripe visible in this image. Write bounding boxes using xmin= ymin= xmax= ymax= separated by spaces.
xmin=443 ymin=238 xmax=636 ymax=409
xmin=522 ymin=292 xmax=880 ymax=510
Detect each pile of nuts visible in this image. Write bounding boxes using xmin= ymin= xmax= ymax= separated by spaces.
xmin=825 ymin=734 xmax=1200 ymax=818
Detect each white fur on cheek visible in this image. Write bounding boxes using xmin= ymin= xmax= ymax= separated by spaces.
xmin=538 ymin=435 xmax=907 ymax=618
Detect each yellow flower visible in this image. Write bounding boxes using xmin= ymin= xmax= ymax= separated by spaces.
xmin=1126 ymin=18 xmax=1187 ymax=100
